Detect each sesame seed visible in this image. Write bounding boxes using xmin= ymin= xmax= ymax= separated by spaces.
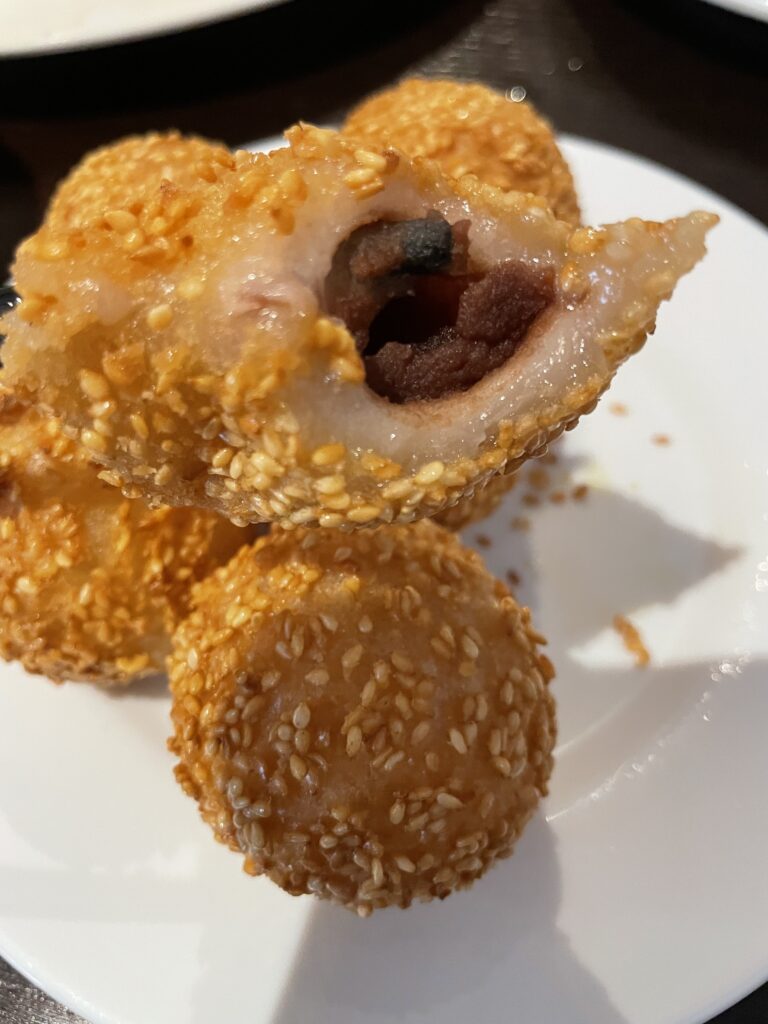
xmin=293 ymin=730 xmax=310 ymax=754
xmin=290 ymin=627 xmax=305 ymax=657
xmin=480 ymin=793 xmax=495 ymax=819
xmin=394 ymin=692 xmax=412 ymax=718
xmin=354 ymin=148 xmax=388 ymax=172
xmin=395 ymin=855 xmax=416 ymax=873
xmin=306 ymin=669 xmax=329 ymax=686
xmin=261 ymin=671 xmax=280 ymax=690
xmin=80 ymin=428 xmax=108 ymax=454
xmin=311 ymin=443 xmax=346 ymax=466
xmin=79 ymin=369 xmax=110 ymax=401
xmin=415 ymin=460 xmax=445 ymax=485
xmin=373 ymin=661 xmax=390 ymax=683
xmin=347 ymin=505 xmax=381 ymax=524
xmin=493 ymin=756 xmax=513 ymax=777
xmin=408 ymin=812 xmax=429 ymax=831
xmin=289 ymin=754 xmax=308 ymax=780
xmin=488 ymin=730 xmax=503 ymax=757
xmin=437 ymin=793 xmax=463 ymax=810
xmin=291 ymin=702 xmax=311 ymax=730
xmin=315 ymin=474 xmax=345 ymax=495
xmin=342 ymin=644 xmax=363 ymax=673
xmin=243 ymin=820 xmax=265 ymax=850
xmin=346 ymin=726 xmax=363 ymax=757
xmin=104 ymin=209 xmax=137 ymax=232
xmin=449 ymin=729 xmax=468 ymax=755
xmin=389 ymin=800 xmax=405 ymax=825
xmin=391 ymin=652 xmax=413 ymax=673
xmin=147 ymin=304 xmax=173 ymax=330
xmin=383 ymin=750 xmax=405 ymax=771
xmin=461 ymin=635 xmax=480 ymax=659
xmin=345 ymin=165 xmax=376 ymax=187
xmin=382 ymin=479 xmax=413 ymax=501
xmin=371 ymin=857 xmax=385 ymax=887
xmin=411 ymin=721 xmax=430 ymax=744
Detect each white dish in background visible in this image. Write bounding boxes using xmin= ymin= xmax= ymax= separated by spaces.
xmin=0 ymin=0 xmax=288 ymax=58
xmin=700 ymin=0 xmax=768 ymax=22
xmin=0 ymin=137 xmax=767 ymax=1024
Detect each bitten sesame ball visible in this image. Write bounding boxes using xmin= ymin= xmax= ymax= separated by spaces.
xmin=343 ymin=78 xmax=581 ymax=226
xmin=169 ymin=520 xmax=556 ymax=915
xmin=2 ymin=122 xmax=714 ymax=529
xmin=0 ymin=392 xmax=251 ymax=684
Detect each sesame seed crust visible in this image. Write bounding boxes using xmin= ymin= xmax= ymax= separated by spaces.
xmin=343 ymin=78 xmax=581 ymax=226
xmin=168 ymin=519 xmax=556 ymax=914
xmin=0 ymin=391 xmax=251 ymax=684
xmin=2 ymin=126 xmax=715 ymax=530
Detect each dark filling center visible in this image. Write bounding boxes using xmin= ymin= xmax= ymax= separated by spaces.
xmin=324 ymin=215 xmax=554 ymax=403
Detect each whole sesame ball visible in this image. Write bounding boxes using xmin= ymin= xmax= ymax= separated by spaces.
xmin=169 ymin=520 xmax=556 ymax=915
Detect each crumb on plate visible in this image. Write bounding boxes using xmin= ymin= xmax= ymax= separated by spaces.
xmin=612 ymin=614 xmax=650 ymax=668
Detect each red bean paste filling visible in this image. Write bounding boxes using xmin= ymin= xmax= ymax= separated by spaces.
xmin=324 ymin=214 xmax=555 ymax=403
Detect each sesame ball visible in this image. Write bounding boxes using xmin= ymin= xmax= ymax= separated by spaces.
xmin=344 ymin=77 xmax=581 ymax=225
xmin=0 ymin=392 xmax=251 ymax=684
xmin=169 ymin=520 xmax=556 ymax=914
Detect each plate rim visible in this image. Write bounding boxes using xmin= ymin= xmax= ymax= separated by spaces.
xmin=698 ymin=0 xmax=768 ymax=24
xmin=0 ymin=134 xmax=767 ymax=1024
xmin=0 ymin=0 xmax=288 ymax=60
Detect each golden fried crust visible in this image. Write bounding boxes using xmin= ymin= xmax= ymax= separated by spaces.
xmin=46 ymin=132 xmax=236 ymax=237
xmin=0 ymin=393 xmax=250 ymax=684
xmin=169 ymin=520 xmax=556 ymax=914
xmin=344 ymin=78 xmax=581 ymax=225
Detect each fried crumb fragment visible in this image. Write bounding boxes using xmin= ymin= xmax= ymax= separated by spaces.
xmin=612 ymin=615 xmax=651 ymax=668
xmin=527 ymin=466 xmax=550 ymax=491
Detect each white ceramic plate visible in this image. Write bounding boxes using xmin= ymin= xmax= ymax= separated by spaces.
xmin=1 ymin=137 xmax=767 ymax=1024
xmin=700 ymin=0 xmax=768 ymax=22
xmin=0 ymin=0 xmax=288 ymax=58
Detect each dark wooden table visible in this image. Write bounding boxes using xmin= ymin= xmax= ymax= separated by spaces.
xmin=0 ymin=0 xmax=766 ymax=1020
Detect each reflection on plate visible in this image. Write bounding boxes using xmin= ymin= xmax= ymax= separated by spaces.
xmin=0 ymin=137 xmax=766 ymax=1024
xmin=1 ymin=0 xmax=288 ymax=58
